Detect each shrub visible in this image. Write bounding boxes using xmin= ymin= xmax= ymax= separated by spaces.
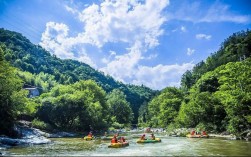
xmin=31 ymin=118 xmax=52 ymax=131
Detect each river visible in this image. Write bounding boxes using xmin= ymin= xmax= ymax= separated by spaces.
xmin=2 ymin=134 xmax=251 ymax=156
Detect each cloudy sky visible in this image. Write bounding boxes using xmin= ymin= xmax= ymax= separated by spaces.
xmin=0 ymin=0 xmax=251 ymax=90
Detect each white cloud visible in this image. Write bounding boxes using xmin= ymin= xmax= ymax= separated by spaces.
xmin=109 ymin=51 xmax=116 ymax=56
xmin=41 ymin=0 xmax=169 ymax=62
xmin=181 ymin=26 xmax=186 ymax=32
xmin=101 ymin=44 xmax=195 ymax=90
xmin=100 ymin=42 xmax=143 ymax=82
xmin=132 ymin=62 xmax=195 ymax=90
xmin=40 ymin=22 xmax=74 ymax=59
xmin=40 ymin=22 xmax=96 ymax=68
xmin=171 ymin=26 xmax=186 ymax=33
xmin=196 ymin=33 xmax=212 ymax=40
xmin=101 ymin=50 xmax=117 ymax=64
xmin=65 ymin=5 xmax=78 ymax=14
xmin=142 ymin=53 xmax=158 ymax=60
xmin=40 ymin=0 xmax=197 ymax=90
xmin=74 ymin=0 xmax=169 ymax=48
xmin=200 ymin=2 xmax=250 ymax=23
xmin=78 ymin=54 xmax=97 ymax=68
xmin=167 ymin=1 xmax=250 ymax=23
xmin=187 ymin=48 xmax=195 ymax=56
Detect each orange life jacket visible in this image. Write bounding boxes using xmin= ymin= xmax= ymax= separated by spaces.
xmin=202 ymin=131 xmax=207 ymax=135
xmin=191 ymin=130 xmax=195 ymax=135
xmin=111 ymin=137 xmax=117 ymax=143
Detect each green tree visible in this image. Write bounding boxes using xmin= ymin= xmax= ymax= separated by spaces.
xmin=214 ymin=60 xmax=251 ymax=133
xmin=0 ymin=47 xmax=26 ymax=136
xmin=36 ymin=80 xmax=109 ymax=131
xmin=106 ymin=89 xmax=133 ymax=127
xmin=147 ymin=87 xmax=183 ymax=128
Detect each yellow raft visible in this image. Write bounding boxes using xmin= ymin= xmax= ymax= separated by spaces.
xmin=186 ymin=134 xmax=209 ymax=138
xmin=83 ymin=136 xmax=94 ymax=141
xmin=136 ymin=138 xmax=161 ymax=143
xmin=108 ymin=142 xmax=129 ymax=148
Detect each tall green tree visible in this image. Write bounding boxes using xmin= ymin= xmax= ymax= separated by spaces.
xmin=0 ymin=46 xmax=27 ymax=136
xmin=147 ymin=87 xmax=183 ymax=128
xmin=106 ymin=89 xmax=133 ymax=127
xmin=214 ymin=60 xmax=251 ymax=133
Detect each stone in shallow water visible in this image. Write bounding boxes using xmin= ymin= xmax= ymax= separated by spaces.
xmin=0 ymin=136 xmax=51 ymax=146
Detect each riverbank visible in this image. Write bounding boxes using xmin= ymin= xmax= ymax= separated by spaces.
xmin=0 ymin=121 xmax=77 ymax=150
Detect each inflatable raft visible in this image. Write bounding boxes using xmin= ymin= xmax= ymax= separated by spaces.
xmin=186 ymin=134 xmax=209 ymax=138
xmin=108 ymin=142 xmax=129 ymax=148
xmin=136 ymin=138 xmax=161 ymax=143
xmin=83 ymin=136 xmax=94 ymax=140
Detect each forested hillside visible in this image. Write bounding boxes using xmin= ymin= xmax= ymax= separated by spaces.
xmin=0 ymin=28 xmax=156 ymax=124
xmin=142 ymin=30 xmax=251 ymax=135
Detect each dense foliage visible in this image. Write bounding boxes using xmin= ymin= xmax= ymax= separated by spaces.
xmin=146 ymin=87 xmax=183 ymax=128
xmin=176 ymin=59 xmax=251 ymax=133
xmin=0 ymin=46 xmax=36 ymax=136
xmin=106 ymin=89 xmax=133 ymax=128
xmin=36 ymin=80 xmax=110 ymax=131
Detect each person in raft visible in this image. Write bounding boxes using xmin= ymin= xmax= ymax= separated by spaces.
xmin=201 ymin=130 xmax=207 ymax=135
xmin=119 ymin=136 xmax=126 ymax=143
xmin=111 ymin=135 xmax=118 ymax=143
xmin=115 ymin=133 xmax=119 ymax=137
xmin=191 ymin=130 xmax=196 ymax=135
xmin=104 ymin=132 xmax=107 ymax=136
xmin=140 ymin=134 xmax=146 ymax=140
xmin=88 ymin=131 xmax=93 ymax=137
xmin=150 ymin=133 xmax=155 ymax=140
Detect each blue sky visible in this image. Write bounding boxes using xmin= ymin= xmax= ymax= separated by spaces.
xmin=0 ymin=0 xmax=250 ymax=90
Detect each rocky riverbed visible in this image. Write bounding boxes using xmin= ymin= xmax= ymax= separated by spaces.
xmin=0 ymin=121 xmax=76 ymax=150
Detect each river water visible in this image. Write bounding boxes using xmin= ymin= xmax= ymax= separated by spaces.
xmin=3 ymin=134 xmax=251 ymax=156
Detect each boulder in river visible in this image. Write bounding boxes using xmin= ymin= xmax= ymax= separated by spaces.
xmin=240 ymin=129 xmax=251 ymax=141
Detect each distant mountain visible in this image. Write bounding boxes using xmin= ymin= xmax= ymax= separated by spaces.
xmin=0 ymin=28 xmax=157 ymax=123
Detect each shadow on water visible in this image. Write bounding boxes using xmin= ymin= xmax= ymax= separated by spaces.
xmin=4 ymin=135 xmax=251 ymax=156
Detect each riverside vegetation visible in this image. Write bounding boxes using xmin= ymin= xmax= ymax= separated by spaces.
xmin=0 ymin=28 xmax=251 ymax=141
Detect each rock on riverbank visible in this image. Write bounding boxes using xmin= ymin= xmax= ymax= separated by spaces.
xmin=0 ymin=122 xmax=77 ymax=149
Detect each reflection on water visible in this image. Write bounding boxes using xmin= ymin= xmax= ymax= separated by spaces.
xmin=4 ymin=135 xmax=251 ymax=156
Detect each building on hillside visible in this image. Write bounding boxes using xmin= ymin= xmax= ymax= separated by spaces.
xmin=24 ymin=88 xmax=39 ymax=98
